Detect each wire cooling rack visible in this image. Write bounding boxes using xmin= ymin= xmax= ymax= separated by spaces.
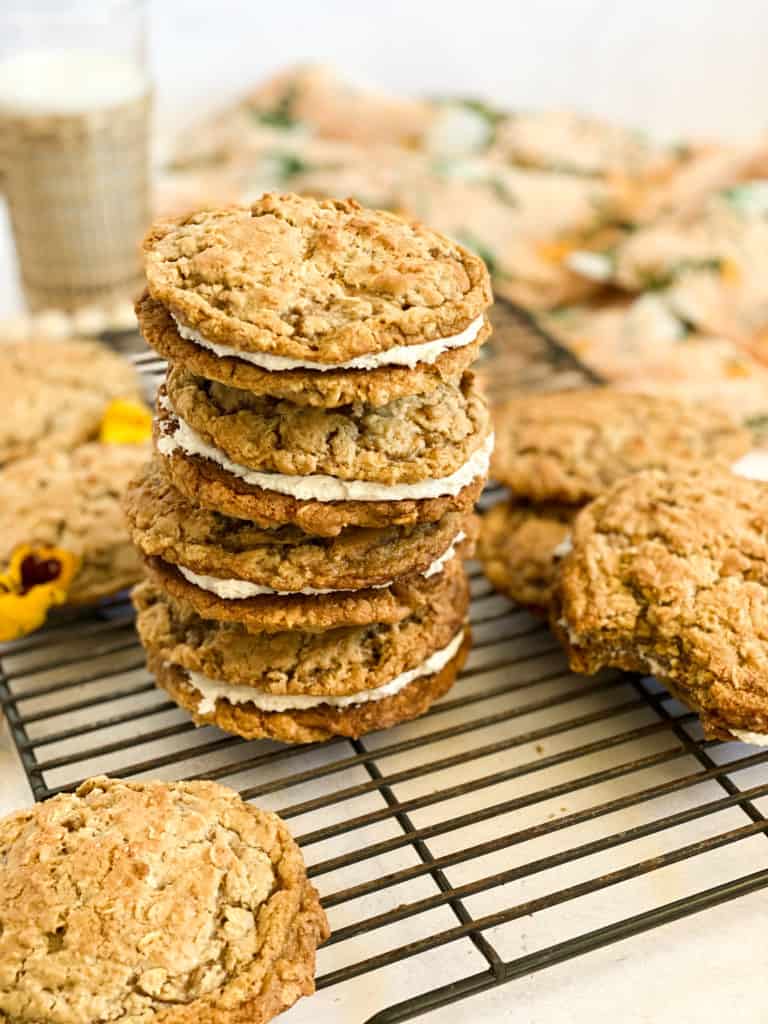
xmin=3 ymin=302 xmax=768 ymax=1023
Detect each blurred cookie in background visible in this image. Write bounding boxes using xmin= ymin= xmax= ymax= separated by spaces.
xmin=478 ymin=389 xmax=751 ymax=613
xmin=0 ymin=441 xmax=150 ymax=640
xmin=537 ymin=298 xmax=768 ymax=430
xmin=0 ymin=338 xmax=146 ymax=466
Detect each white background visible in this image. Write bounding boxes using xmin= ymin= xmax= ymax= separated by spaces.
xmin=2 ymin=0 xmax=768 ymax=316
xmin=149 ymin=0 xmax=767 ymax=143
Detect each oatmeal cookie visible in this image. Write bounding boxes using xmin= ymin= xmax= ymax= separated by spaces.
xmin=0 ymin=339 xmax=143 ymax=466
xmin=491 ymin=389 xmax=750 ymax=503
xmin=0 ymin=442 xmax=148 ymax=605
xmin=137 ymin=291 xmax=489 ymax=408
xmin=150 ymin=629 xmax=470 ymax=743
xmin=144 ymin=553 xmax=465 ymax=633
xmin=0 ymin=776 xmax=328 ymax=1024
xmin=134 ymin=568 xmax=468 ymax=695
xmin=164 ymin=368 xmax=490 ymax=485
xmin=125 ymin=459 xmax=475 ymax=591
xmin=143 ymin=194 xmax=492 ymax=362
xmin=156 ymin=424 xmax=486 ymax=537
xmin=553 ymin=469 xmax=768 ymax=741
xmin=478 ymin=500 xmax=576 ymax=612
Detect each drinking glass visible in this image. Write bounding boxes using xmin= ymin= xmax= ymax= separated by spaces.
xmin=0 ymin=0 xmax=152 ymax=312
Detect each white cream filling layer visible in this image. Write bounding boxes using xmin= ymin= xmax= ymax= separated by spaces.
xmin=177 ymin=530 xmax=466 ymax=598
xmin=187 ymin=628 xmax=465 ymax=714
xmin=157 ymin=398 xmax=494 ymax=502
xmin=173 ymin=314 xmax=485 ymax=372
xmin=731 ymin=728 xmax=768 ymax=747
xmin=732 ymin=452 xmax=768 ymax=482
xmin=552 ymin=534 xmax=573 ymax=559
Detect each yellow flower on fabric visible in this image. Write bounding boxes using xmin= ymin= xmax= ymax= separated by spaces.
xmin=0 ymin=545 xmax=80 ymax=642
xmin=719 ymin=258 xmax=742 ymax=286
xmin=99 ymin=398 xmax=152 ymax=445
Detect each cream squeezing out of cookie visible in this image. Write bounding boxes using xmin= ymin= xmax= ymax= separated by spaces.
xmin=176 ymin=530 xmax=466 ymax=598
xmin=185 ymin=627 xmax=466 ymax=714
xmin=172 ymin=314 xmax=486 ymax=372
xmin=158 ymin=393 xmax=494 ymax=502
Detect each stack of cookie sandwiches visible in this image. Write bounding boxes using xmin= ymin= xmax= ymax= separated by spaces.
xmin=478 ymin=389 xmax=751 ymax=613
xmin=127 ymin=193 xmax=493 ymax=743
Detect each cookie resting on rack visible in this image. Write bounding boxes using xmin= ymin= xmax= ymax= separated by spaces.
xmin=552 ymin=468 xmax=768 ymax=744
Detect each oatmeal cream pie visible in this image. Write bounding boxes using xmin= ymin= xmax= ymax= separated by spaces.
xmin=552 ymin=468 xmax=768 ymax=744
xmin=155 ymin=372 xmax=492 ymax=537
xmin=0 ymin=442 xmax=148 ymax=606
xmin=478 ymin=389 xmax=751 ymax=612
xmin=143 ymin=550 xmax=468 ymax=634
xmin=125 ymin=458 xmax=476 ymax=595
xmin=135 ymin=569 xmax=470 ymax=744
xmin=136 ymin=290 xmax=491 ymax=409
xmin=0 ymin=776 xmax=328 ymax=1024
xmin=141 ymin=193 xmax=492 ymax=406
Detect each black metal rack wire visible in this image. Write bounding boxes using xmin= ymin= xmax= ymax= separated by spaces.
xmin=3 ymin=305 xmax=768 ymax=1022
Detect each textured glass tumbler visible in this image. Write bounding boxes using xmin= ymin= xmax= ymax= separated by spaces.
xmin=0 ymin=1 xmax=152 ymax=313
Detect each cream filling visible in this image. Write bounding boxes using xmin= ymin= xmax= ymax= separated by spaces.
xmin=157 ymin=398 xmax=494 ymax=502
xmin=552 ymin=534 xmax=573 ymax=559
xmin=187 ymin=628 xmax=465 ymax=714
xmin=731 ymin=728 xmax=768 ymax=746
xmin=173 ymin=314 xmax=485 ymax=372
xmin=732 ymin=452 xmax=768 ymax=482
xmin=177 ymin=530 xmax=466 ymax=598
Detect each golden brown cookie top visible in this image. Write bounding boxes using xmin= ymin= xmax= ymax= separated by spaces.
xmin=556 ymin=469 xmax=768 ymax=734
xmin=491 ymin=389 xmax=750 ymax=502
xmin=143 ymin=194 xmax=492 ymax=362
xmin=0 ymin=776 xmax=328 ymax=1024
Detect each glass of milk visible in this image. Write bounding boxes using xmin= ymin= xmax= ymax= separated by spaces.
xmin=0 ymin=1 xmax=151 ymax=313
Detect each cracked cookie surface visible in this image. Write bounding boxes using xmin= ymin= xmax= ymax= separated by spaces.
xmin=126 ymin=459 xmax=475 ymax=590
xmin=1 ymin=443 xmax=148 ymax=605
xmin=143 ymin=194 xmax=492 ymax=361
xmin=1 ymin=340 xmax=143 ymax=466
xmin=491 ymin=389 xmax=750 ymax=503
xmin=553 ymin=469 xmax=768 ymax=740
xmin=137 ymin=291 xmax=489 ymax=408
xmin=478 ymin=500 xmax=576 ymax=612
xmin=134 ymin=567 xmax=468 ymax=695
xmin=0 ymin=775 xmax=328 ymax=1024
xmin=165 ymin=368 xmax=490 ymax=485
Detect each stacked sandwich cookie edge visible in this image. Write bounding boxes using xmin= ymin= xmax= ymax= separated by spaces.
xmin=127 ymin=192 xmax=493 ymax=743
